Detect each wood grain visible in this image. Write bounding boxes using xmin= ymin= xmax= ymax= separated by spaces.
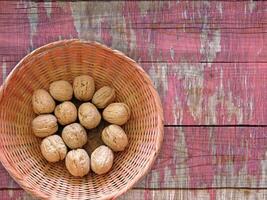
xmin=1 ymin=189 xmax=267 ymax=200
xmin=0 ymin=1 xmax=266 ymax=199
xmin=0 ymin=1 xmax=266 ymax=125
xmin=142 ymin=62 xmax=267 ymax=125
xmin=1 ymin=127 xmax=267 ymax=190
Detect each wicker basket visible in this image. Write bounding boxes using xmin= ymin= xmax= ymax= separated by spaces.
xmin=0 ymin=40 xmax=163 ymax=199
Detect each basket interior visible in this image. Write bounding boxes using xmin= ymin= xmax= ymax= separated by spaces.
xmin=0 ymin=41 xmax=162 ymax=199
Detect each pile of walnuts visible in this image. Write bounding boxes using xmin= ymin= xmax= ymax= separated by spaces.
xmin=31 ymin=75 xmax=130 ymax=177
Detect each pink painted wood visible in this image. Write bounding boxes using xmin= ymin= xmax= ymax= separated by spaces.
xmin=0 ymin=1 xmax=266 ymax=200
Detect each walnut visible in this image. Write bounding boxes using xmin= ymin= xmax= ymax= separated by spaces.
xmin=32 ymin=89 xmax=55 ymax=114
xmin=102 ymin=124 xmax=128 ymax=151
xmin=40 ymin=135 xmax=67 ymax=163
xmin=32 ymin=114 xmax=58 ymax=138
xmin=73 ymin=75 xmax=95 ymax=101
xmin=92 ymin=86 xmax=116 ymax=109
xmin=49 ymin=80 xmax=73 ymax=101
xmin=65 ymin=149 xmax=90 ymax=177
xmin=103 ymin=103 xmax=131 ymax=125
xmin=91 ymin=145 xmax=114 ymax=175
xmin=54 ymin=101 xmax=77 ymax=125
xmin=78 ymin=103 xmax=101 ymax=129
xmin=62 ymin=123 xmax=87 ymax=149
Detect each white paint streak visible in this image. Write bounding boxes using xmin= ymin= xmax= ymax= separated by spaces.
xmin=170 ymin=48 xmax=175 ymax=61
xmin=176 ymin=127 xmax=189 ymax=187
xmin=216 ymin=2 xmax=223 ymax=17
xmin=260 ymin=151 xmax=267 ymax=186
xmin=207 ymin=93 xmax=218 ymax=125
xmin=225 ymin=92 xmax=243 ymax=124
xmin=178 ymin=62 xmax=205 ymax=122
xmin=248 ymin=0 xmax=256 ymax=13
xmin=200 ymin=29 xmax=221 ymax=66
xmin=27 ymin=2 xmax=38 ymax=48
xmin=138 ymin=1 xmax=151 ymax=16
xmin=8 ymin=190 xmax=14 ymax=198
xmin=148 ymin=63 xmax=169 ymax=97
xmin=183 ymin=10 xmax=187 ymax=19
xmin=44 ymin=1 xmax=52 ymax=18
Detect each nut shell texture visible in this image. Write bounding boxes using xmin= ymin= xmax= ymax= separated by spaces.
xmin=62 ymin=123 xmax=87 ymax=149
xmin=73 ymin=75 xmax=95 ymax=101
xmin=32 ymin=89 xmax=55 ymax=114
xmin=40 ymin=135 xmax=67 ymax=163
xmin=103 ymin=103 xmax=131 ymax=125
xmin=49 ymin=80 xmax=73 ymax=101
xmin=91 ymin=145 xmax=114 ymax=175
xmin=54 ymin=101 xmax=77 ymax=125
xmin=65 ymin=149 xmax=90 ymax=177
xmin=32 ymin=114 xmax=58 ymax=137
xmin=92 ymin=86 xmax=116 ymax=109
xmin=78 ymin=103 xmax=101 ymax=129
xmin=102 ymin=124 xmax=128 ymax=151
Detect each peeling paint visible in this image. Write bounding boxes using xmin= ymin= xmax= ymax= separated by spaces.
xmin=216 ymin=2 xmax=223 ymax=17
xmin=248 ymin=0 xmax=256 ymax=13
xmin=200 ymin=29 xmax=221 ymax=65
xmin=26 ymin=2 xmax=38 ymax=48
xmin=44 ymin=1 xmax=52 ymax=18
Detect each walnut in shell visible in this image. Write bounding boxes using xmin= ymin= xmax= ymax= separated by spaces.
xmin=40 ymin=135 xmax=67 ymax=163
xmin=73 ymin=75 xmax=95 ymax=101
xmin=62 ymin=123 xmax=87 ymax=149
xmin=49 ymin=80 xmax=73 ymax=101
xmin=32 ymin=114 xmax=58 ymax=138
xmin=91 ymin=145 xmax=114 ymax=175
xmin=54 ymin=101 xmax=77 ymax=125
xmin=103 ymin=103 xmax=131 ymax=125
xmin=78 ymin=102 xmax=101 ymax=129
xmin=101 ymin=124 xmax=128 ymax=152
xmin=65 ymin=149 xmax=90 ymax=177
xmin=92 ymin=86 xmax=116 ymax=109
xmin=32 ymin=89 xmax=55 ymax=114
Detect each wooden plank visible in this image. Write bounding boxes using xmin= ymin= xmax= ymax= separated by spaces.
xmin=136 ymin=127 xmax=267 ymax=189
xmin=1 ymin=127 xmax=267 ymax=189
xmin=0 ymin=2 xmax=266 ymax=125
xmin=1 ymin=189 xmax=267 ymax=200
xmin=0 ymin=1 xmax=266 ymax=66
xmin=0 ymin=189 xmax=35 ymax=200
xmin=118 ymin=189 xmax=267 ymax=200
xmin=142 ymin=62 xmax=267 ymax=125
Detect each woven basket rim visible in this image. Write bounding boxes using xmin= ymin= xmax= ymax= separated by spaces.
xmin=0 ymin=39 xmax=164 ymax=200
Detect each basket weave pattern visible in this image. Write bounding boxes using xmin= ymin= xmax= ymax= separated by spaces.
xmin=0 ymin=40 xmax=163 ymax=199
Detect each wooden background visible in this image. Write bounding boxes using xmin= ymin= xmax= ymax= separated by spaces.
xmin=0 ymin=1 xmax=267 ymax=199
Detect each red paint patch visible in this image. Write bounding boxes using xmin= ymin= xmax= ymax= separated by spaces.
xmin=0 ymin=2 xmax=30 ymax=84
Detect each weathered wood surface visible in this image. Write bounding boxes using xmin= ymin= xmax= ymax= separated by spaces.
xmin=1 ymin=189 xmax=267 ymax=200
xmin=0 ymin=1 xmax=266 ymax=125
xmin=0 ymin=1 xmax=266 ymax=200
xmin=1 ymin=127 xmax=267 ymax=189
